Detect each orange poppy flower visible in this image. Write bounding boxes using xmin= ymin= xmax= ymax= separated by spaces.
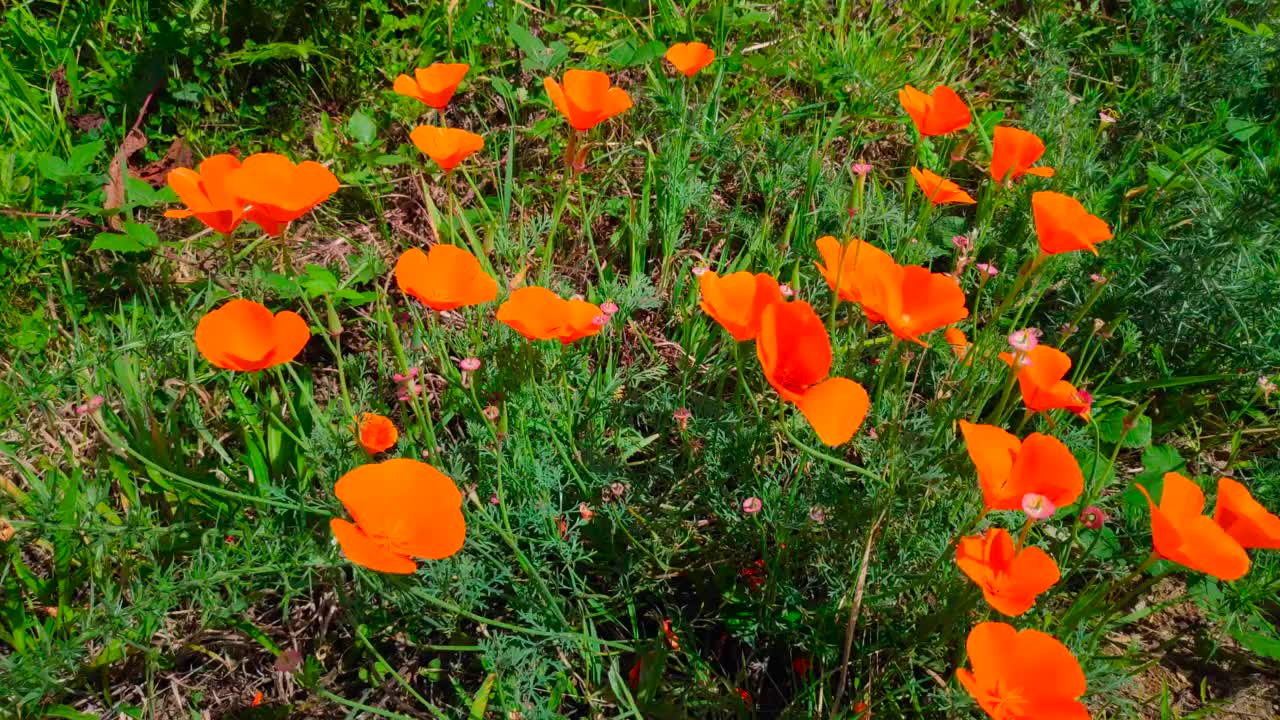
xmin=957 ymin=622 xmax=1088 ymax=720
xmin=859 ymin=264 xmax=969 ymax=345
xmin=496 ymin=286 xmax=605 ymax=345
xmin=1031 ymin=191 xmax=1112 ymax=256
xmin=991 ymin=127 xmax=1055 ymax=182
xmin=665 ymin=42 xmax=715 ymax=76
xmin=756 ymin=300 xmax=870 ymax=446
xmin=395 ymin=245 xmax=497 ymax=312
xmin=910 ymin=167 xmax=976 ymax=205
xmin=1214 ymin=477 xmax=1280 ymax=549
xmin=956 ymin=527 xmax=1060 ymax=616
xmin=898 ymin=84 xmax=972 ymax=136
xmin=195 ymin=299 xmax=311 ymax=372
xmin=946 ymin=328 xmax=971 ymax=360
xmin=330 ymin=458 xmax=466 ymax=574
xmin=998 ymin=345 xmax=1090 ymax=416
xmin=223 ymin=153 xmax=340 ymax=237
xmin=409 ymin=126 xmax=484 ymax=172
xmin=959 ymin=421 xmax=1083 ymax=512
xmin=698 ymin=270 xmax=784 ymax=341
xmin=814 ymin=236 xmax=897 ymax=310
xmin=164 ymin=154 xmax=245 ymax=234
xmin=357 ymin=413 xmax=398 ymax=455
xmin=543 ymin=69 xmax=633 ymax=131
xmin=1137 ymin=472 xmax=1249 ymax=581
xmin=393 ymin=63 xmax=470 ymax=110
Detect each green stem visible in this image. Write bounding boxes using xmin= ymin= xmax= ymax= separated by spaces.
xmin=779 ymin=424 xmax=879 ymax=481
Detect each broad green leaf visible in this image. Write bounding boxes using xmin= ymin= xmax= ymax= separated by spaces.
xmin=347 ymin=109 xmax=377 ymax=146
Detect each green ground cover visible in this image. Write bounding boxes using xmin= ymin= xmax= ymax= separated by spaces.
xmin=2 ymin=0 xmax=1278 ymax=717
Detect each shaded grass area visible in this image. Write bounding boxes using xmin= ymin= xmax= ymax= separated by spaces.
xmin=2 ymin=0 xmax=1279 ymax=718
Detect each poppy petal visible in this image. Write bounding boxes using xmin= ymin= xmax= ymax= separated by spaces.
xmin=195 ymin=299 xmax=277 ymax=371
xmin=1214 ymin=477 xmax=1280 ymax=550
xmin=1009 ymin=433 xmax=1084 ymax=510
xmin=543 ymin=77 xmax=572 ymax=122
xmin=959 ymin=421 xmax=1021 ymax=510
xmin=1004 ymin=627 xmax=1087 ymax=701
xmin=393 ymin=74 xmax=426 ymax=102
xmin=795 ymin=377 xmax=869 ymax=446
xmin=330 ymin=518 xmax=418 ymax=574
xmin=497 ymin=286 xmax=568 ymax=341
xmin=262 ymin=310 xmax=311 ymax=368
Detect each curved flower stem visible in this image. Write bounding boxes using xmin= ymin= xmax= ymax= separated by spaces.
xmin=1015 ymin=516 xmax=1035 ymax=552
xmin=779 ymin=424 xmax=879 ymax=482
xmin=352 ymin=626 xmax=450 ymax=720
xmin=298 ymin=293 xmax=355 ymax=423
xmin=540 ymin=182 xmax=574 ymax=282
xmin=485 ymin=432 xmax=570 ymax=627
xmin=732 ymin=342 xmax=761 ymax=416
xmin=832 ymin=508 xmax=888 ymax=717
xmin=406 ymin=585 xmax=631 ymax=650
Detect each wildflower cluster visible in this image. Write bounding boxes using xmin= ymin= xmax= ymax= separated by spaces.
xmin=159 ymin=46 xmax=1280 ymax=720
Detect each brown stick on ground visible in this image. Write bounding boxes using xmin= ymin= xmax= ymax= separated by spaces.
xmin=832 ymin=508 xmax=888 ymax=718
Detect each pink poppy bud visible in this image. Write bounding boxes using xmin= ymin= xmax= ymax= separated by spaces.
xmin=741 ymin=497 xmax=762 ymax=515
xmin=1080 ymin=505 xmax=1108 ymax=530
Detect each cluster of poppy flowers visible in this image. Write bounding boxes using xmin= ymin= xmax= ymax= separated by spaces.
xmin=164 ymin=153 xmax=339 ymax=237
xmin=168 ymin=55 xmax=1280 ymax=719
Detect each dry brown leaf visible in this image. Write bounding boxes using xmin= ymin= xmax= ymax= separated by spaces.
xmin=104 ymin=128 xmax=147 ymax=230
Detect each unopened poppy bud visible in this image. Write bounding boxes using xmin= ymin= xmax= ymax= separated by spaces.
xmin=1080 ymin=505 xmax=1108 ymax=530
xmin=1022 ymin=493 xmax=1056 ymax=520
